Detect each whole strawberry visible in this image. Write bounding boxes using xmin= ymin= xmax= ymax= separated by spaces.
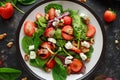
xmin=0 ymin=2 xmax=14 ymax=19
xmin=104 ymin=8 xmax=116 ymax=22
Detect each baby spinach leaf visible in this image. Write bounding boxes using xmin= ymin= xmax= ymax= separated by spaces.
xmin=30 ymin=57 xmax=48 ymax=68
xmin=22 ymin=36 xmax=33 ymax=54
xmin=0 ymin=68 xmax=21 ymax=80
xmin=56 ymin=39 xmax=66 ymax=47
xmin=52 ymin=63 xmax=67 ymax=80
xmin=45 ymin=3 xmax=63 ymax=13
xmin=53 ymin=29 xmax=62 ymax=39
xmin=18 ymin=0 xmax=36 ymax=5
xmin=32 ymin=29 xmax=44 ymax=51
xmin=86 ymin=45 xmax=94 ymax=58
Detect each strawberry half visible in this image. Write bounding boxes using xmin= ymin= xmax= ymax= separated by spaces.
xmin=44 ymin=27 xmax=55 ymax=38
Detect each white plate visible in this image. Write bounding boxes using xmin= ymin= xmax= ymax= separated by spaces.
xmin=16 ymin=0 xmax=105 ymax=80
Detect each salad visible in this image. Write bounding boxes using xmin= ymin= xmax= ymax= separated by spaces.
xmin=22 ymin=3 xmax=96 ymax=80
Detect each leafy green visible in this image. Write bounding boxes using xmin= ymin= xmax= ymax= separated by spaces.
xmin=54 ymin=57 xmax=63 ymax=65
xmin=56 ymin=39 xmax=66 ymax=47
xmin=32 ymin=29 xmax=44 ymax=51
xmin=35 ymin=16 xmax=47 ymax=29
xmin=30 ymin=57 xmax=48 ymax=68
xmin=86 ymin=46 xmax=94 ymax=58
xmin=53 ymin=29 xmax=62 ymax=39
xmin=0 ymin=68 xmax=21 ymax=80
xmin=52 ymin=63 xmax=67 ymax=80
xmin=45 ymin=3 xmax=63 ymax=13
xmin=22 ymin=36 xmax=33 ymax=54
xmin=18 ymin=0 xmax=36 ymax=5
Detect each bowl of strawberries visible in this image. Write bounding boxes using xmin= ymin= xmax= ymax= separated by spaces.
xmin=16 ymin=0 xmax=105 ymax=80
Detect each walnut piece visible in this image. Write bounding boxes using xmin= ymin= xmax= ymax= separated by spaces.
xmin=21 ymin=77 xmax=27 ymax=80
xmin=0 ymin=33 xmax=7 ymax=40
xmin=7 ymin=42 xmax=13 ymax=48
xmin=24 ymin=54 xmax=29 ymax=61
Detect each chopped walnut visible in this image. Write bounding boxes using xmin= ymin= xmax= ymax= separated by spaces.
xmin=7 ymin=42 xmax=13 ymax=48
xmin=66 ymin=66 xmax=71 ymax=75
xmin=83 ymin=17 xmax=90 ymax=24
xmin=85 ymin=58 xmax=90 ymax=63
xmin=45 ymin=14 xmax=49 ymax=20
xmin=80 ymin=0 xmax=86 ymax=3
xmin=24 ymin=54 xmax=29 ymax=61
xmin=45 ymin=67 xmax=51 ymax=72
xmin=72 ymin=41 xmax=78 ymax=47
xmin=0 ymin=33 xmax=7 ymax=40
xmin=90 ymin=38 xmax=95 ymax=44
xmin=81 ymin=46 xmax=90 ymax=53
xmin=21 ymin=77 xmax=27 ymax=80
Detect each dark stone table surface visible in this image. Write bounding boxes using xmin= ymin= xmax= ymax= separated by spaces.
xmin=0 ymin=0 xmax=120 ymax=80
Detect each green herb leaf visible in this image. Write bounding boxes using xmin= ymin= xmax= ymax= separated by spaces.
xmin=52 ymin=63 xmax=67 ymax=80
xmin=22 ymin=36 xmax=33 ymax=54
xmin=30 ymin=57 xmax=48 ymax=68
xmin=45 ymin=3 xmax=63 ymax=13
xmin=0 ymin=68 xmax=21 ymax=80
xmin=53 ymin=29 xmax=62 ymax=39
xmin=33 ymin=29 xmax=44 ymax=51
xmin=86 ymin=45 xmax=94 ymax=58
xmin=18 ymin=0 xmax=36 ymax=5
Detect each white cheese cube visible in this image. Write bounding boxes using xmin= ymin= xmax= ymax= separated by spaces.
xmin=80 ymin=53 xmax=87 ymax=61
xmin=65 ymin=56 xmax=73 ymax=65
xmin=81 ymin=41 xmax=90 ymax=48
xmin=29 ymin=45 xmax=35 ymax=51
xmin=65 ymin=41 xmax=73 ymax=49
xmin=48 ymin=38 xmax=56 ymax=44
xmin=30 ymin=51 xmax=36 ymax=59
xmin=55 ymin=10 xmax=61 ymax=17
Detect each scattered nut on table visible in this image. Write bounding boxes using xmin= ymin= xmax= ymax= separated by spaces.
xmin=0 ymin=33 xmax=7 ymax=40
xmin=7 ymin=42 xmax=13 ymax=48
xmin=21 ymin=77 xmax=27 ymax=80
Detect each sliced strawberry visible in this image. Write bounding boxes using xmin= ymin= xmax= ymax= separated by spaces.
xmin=62 ymin=25 xmax=74 ymax=40
xmin=37 ymin=48 xmax=50 ymax=59
xmin=41 ymin=42 xmax=52 ymax=50
xmin=63 ymin=16 xmax=72 ymax=25
xmin=44 ymin=27 xmax=55 ymax=38
xmin=69 ymin=59 xmax=83 ymax=73
xmin=46 ymin=59 xmax=56 ymax=69
xmin=48 ymin=8 xmax=56 ymax=20
xmin=36 ymin=12 xmax=42 ymax=20
xmin=24 ymin=20 xmax=36 ymax=37
xmin=86 ymin=24 xmax=96 ymax=37
xmin=62 ymin=32 xmax=74 ymax=41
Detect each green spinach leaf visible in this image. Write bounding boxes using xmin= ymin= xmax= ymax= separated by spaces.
xmin=18 ymin=0 xmax=36 ymax=5
xmin=86 ymin=45 xmax=94 ymax=58
xmin=22 ymin=36 xmax=33 ymax=54
xmin=0 ymin=68 xmax=21 ymax=80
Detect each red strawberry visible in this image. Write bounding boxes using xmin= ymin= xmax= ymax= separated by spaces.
xmin=44 ymin=27 xmax=55 ymax=38
xmin=86 ymin=24 xmax=96 ymax=37
xmin=0 ymin=2 xmax=14 ymax=19
xmin=46 ymin=59 xmax=56 ymax=69
xmin=71 ymin=46 xmax=81 ymax=54
xmin=37 ymin=48 xmax=50 ymax=59
xmin=62 ymin=25 xmax=74 ymax=40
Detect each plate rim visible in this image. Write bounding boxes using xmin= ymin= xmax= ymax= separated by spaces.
xmin=16 ymin=0 xmax=106 ymax=80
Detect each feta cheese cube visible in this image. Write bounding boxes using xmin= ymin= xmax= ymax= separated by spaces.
xmin=55 ymin=10 xmax=61 ymax=17
xmin=30 ymin=51 xmax=36 ymax=59
xmin=65 ymin=56 xmax=73 ymax=65
xmin=65 ymin=41 xmax=73 ymax=49
xmin=80 ymin=53 xmax=87 ymax=61
xmin=29 ymin=45 xmax=35 ymax=51
xmin=48 ymin=38 xmax=56 ymax=44
xmin=81 ymin=41 xmax=90 ymax=48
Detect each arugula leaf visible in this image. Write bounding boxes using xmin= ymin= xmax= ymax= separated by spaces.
xmin=54 ymin=57 xmax=63 ymax=65
xmin=56 ymin=39 xmax=66 ymax=47
xmin=45 ymin=3 xmax=63 ymax=13
xmin=22 ymin=36 xmax=33 ymax=54
xmin=30 ymin=57 xmax=48 ymax=68
xmin=86 ymin=45 xmax=94 ymax=58
xmin=18 ymin=0 xmax=36 ymax=5
xmin=32 ymin=29 xmax=44 ymax=51
xmin=0 ymin=68 xmax=21 ymax=80
xmin=52 ymin=63 xmax=67 ymax=80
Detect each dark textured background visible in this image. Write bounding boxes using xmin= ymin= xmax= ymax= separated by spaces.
xmin=0 ymin=0 xmax=120 ymax=80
